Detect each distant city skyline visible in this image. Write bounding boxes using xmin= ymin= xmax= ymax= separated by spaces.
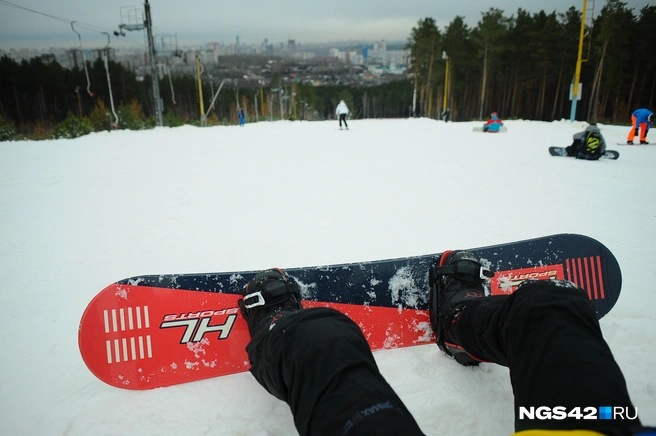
xmin=0 ymin=0 xmax=653 ymax=51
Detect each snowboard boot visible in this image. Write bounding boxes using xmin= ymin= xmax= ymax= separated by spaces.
xmin=627 ymin=140 xmax=634 ymax=145
xmin=238 ymin=268 xmax=303 ymax=337
xmin=641 ymin=140 xmax=649 ymax=144
xmin=429 ymin=250 xmax=494 ymax=366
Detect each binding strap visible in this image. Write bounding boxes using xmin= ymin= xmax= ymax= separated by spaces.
xmin=243 ymin=270 xmax=300 ymax=309
xmin=435 ymin=260 xmax=495 ymax=282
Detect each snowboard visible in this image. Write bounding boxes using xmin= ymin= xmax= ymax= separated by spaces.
xmin=79 ymin=234 xmax=622 ymax=390
xmin=549 ymin=146 xmax=620 ymax=160
xmin=473 ymin=126 xmax=507 ymax=133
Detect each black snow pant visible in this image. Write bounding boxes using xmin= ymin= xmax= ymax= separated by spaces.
xmin=246 ymin=307 xmax=425 ymax=436
xmin=339 ymin=113 xmax=348 ymax=128
xmin=246 ymin=282 xmax=641 ymax=435
xmin=565 ymin=139 xmax=582 ymax=156
xmin=450 ymin=280 xmax=640 ymax=433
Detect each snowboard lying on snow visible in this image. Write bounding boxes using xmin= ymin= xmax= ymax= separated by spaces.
xmin=616 ymin=142 xmax=651 ymax=146
xmin=79 ymin=233 xmax=622 ymax=390
xmin=549 ymin=146 xmax=620 ymax=160
xmin=472 ymin=126 xmax=507 ymax=133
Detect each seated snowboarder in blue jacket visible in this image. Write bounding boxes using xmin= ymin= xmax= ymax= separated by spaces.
xmin=483 ymin=112 xmax=504 ymax=132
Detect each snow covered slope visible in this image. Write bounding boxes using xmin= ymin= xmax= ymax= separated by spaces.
xmin=1 ymin=118 xmax=654 ymax=435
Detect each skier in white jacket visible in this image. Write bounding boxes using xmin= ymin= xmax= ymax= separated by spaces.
xmin=335 ymin=100 xmax=349 ymax=130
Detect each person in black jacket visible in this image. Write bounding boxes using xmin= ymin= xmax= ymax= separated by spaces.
xmin=565 ymin=124 xmax=607 ymax=160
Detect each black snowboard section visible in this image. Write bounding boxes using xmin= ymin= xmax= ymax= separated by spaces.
xmin=117 ymin=234 xmax=622 ymax=320
xmin=549 ymin=146 xmax=619 ymax=160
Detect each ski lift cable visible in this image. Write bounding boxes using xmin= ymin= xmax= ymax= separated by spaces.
xmin=165 ymin=65 xmax=176 ymax=105
xmin=0 ymin=0 xmax=144 ymax=49
xmin=0 ymin=0 xmax=109 ymax=35
xmin=204 ymin=80 xmax=226 ymax=120
xmin=234 ymin=87 xmax=242 ymax=112
xmin=0 ymin=0 xmax=75 ymax=24
xmin=101 ymin=32 xmax=119 ymax=126
xmin=71 ymin=21 xmax=93 ymax=97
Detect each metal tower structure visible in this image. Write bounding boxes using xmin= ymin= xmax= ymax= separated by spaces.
xmin=116 ymin=1 xmax=163 ymax=127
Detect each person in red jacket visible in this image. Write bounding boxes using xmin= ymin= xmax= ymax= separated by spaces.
xmin=483 ymin=112 xmax=504 ymax=132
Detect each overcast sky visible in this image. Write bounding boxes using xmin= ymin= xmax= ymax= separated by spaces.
xmin=0 ymin=0 xmax=653 ymax=51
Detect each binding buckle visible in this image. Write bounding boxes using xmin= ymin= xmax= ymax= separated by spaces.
xmin=242 ymin=277 xmax=300 ymax=309
xmin=479 ymin=266 xmax=493 ymax=280
xmin=436 ymin=260 xmax=494 ymax=281
xmin=243 ymin=291 xmax=266 ymax=309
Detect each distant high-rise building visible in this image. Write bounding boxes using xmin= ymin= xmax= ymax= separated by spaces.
xmin=373 ymin=40 xmax=387 ymax=52
xmin=288 ymin=39 xmax=296 ymax=51
xmin=236 ymin=35 xmax=240 ymax=54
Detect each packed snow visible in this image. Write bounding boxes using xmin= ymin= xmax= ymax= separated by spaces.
xmin=1 ymin=118 xmax=655 ymax=435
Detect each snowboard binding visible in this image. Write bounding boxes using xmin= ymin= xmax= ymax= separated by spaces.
xmin=239 ymin=268 xmax=303 ymax=337
xmin=429 ymin=250 xmax=494 ymax=366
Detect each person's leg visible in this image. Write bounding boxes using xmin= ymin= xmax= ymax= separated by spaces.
xmin=343 ymin=115 xmax=348 ymax=129
xmin=246 ymin=307 xmax=425 ymax=436
xmin=639 ymin=122 xmax=648 ymax=143
xmin=565 ymin=139 xmax=581 ymax=156
xmin=628 ymin=116 xmax=638 ymax=142
xmin=449 ymin=280 xmax=639 ymax=433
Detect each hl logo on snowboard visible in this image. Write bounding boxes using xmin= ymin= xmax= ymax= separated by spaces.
xmin=160 ymin=308 xmax=239 ymax=344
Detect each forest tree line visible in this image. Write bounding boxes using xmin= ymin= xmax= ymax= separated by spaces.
xmin=1 ymin=0 xmax=654 ymax=139
xmin=407 ymin=0 xmax=656 ymax=123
